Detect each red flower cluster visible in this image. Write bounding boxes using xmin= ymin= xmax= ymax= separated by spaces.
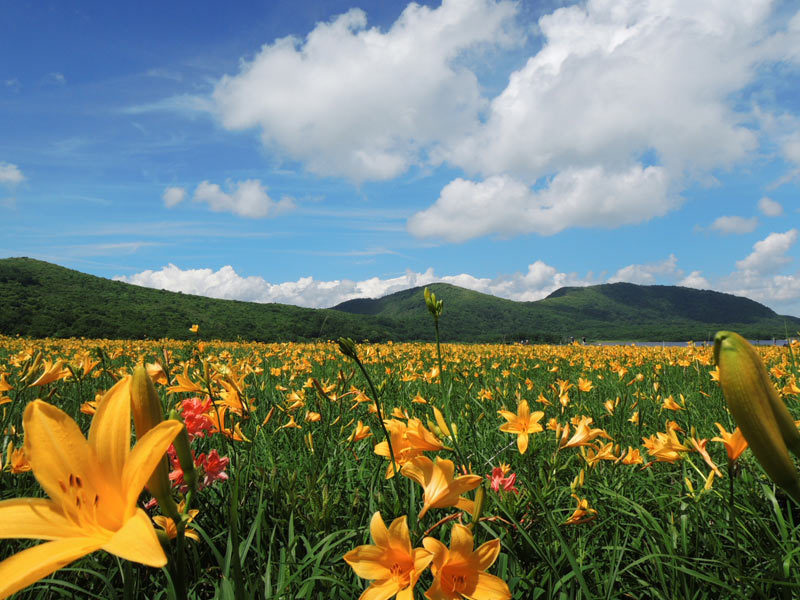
xmin=487 ymin=466 xmax=518 ymax=494
xmin=179 ymin=397 xmax=214 ymax=440
xmin=167 ymin=446 xmax=230 ymax=493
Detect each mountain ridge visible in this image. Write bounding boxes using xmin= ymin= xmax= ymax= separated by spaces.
xmin=1 ymin=257 xmax=797 ymax=342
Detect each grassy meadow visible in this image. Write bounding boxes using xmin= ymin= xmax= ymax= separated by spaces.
xmin=2 ymin=326 xmax=800 ymax=599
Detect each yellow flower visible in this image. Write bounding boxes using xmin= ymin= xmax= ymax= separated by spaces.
xmin=0 ymin=378 xmax=182 ymax=599
xmin=153 ymin=504 xmax=200 ymax=542
xmin=28 ymin=359 xmax=71 ymax=387
xmin=497 ymin=399 xmax=544 ymax=454
xmin=712 ymin=423 xmax=748 ymax=462
xmin=401 ymin=456 xmax=481 ymax=519
xmin=422 ymin=524 xmax=510 ymax=600
xmin=4 ymin=442 xmax=31 ymax=474
xmin=348 ymin=420 xmax=373 ymax=442
xmin=189 ymin=324 xmax=199 ymax=333
xmin=375 ymin=419 xmax=445 ymax=479
xmin=563 ymin=495 xmax=597 ymax=526
xmin=343 ymin=512 xmax=432 ymax=600
xmin=560 ymin=416 xmax=611 ymax=449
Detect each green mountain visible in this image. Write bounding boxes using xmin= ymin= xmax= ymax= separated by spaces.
xmin=1 ymin=257 xmax=798 ymax=342
xmin=0 ymin=258 xmax=393 ymax=341
xmin=333 ymin=282 xmax=800 ymax=342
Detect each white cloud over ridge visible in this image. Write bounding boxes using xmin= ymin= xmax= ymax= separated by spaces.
xmin=608 ymin=254 xmax=681 ymax=285
xmin=212 ymin=0 xmax=519 ymax=182
xmin=735 ymin=229 xmax=797 ymax=274
xmin=118 ymin=229 xmax=800 ymax=315
xmin=116 ymin=260 xmax=596 ymax=309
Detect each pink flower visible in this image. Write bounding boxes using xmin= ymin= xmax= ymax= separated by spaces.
xmin=197 ymin=449 xmax=230 ymax=488
xmin=179 ymin=397 xmax=213 ymax=440
xmin=487 ymin=467 xmax=518 ymax=494
xmin=166 ymin=446 xmax=229 ymax=493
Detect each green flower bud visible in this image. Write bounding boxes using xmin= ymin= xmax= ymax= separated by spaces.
xmin=714 ymin=331 xmax=800 ymax=502
xmin=132 ymin=365 xmax=178 ymax=518
xmin=337 ymin=337 xmax=357 ymax=360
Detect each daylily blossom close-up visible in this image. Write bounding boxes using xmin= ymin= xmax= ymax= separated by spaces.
xmin=0 ymin=377 xmax=182 ymax=599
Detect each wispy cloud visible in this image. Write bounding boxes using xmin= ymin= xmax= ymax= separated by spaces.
xmin=121 ymin=94 xmax=213 ymax=116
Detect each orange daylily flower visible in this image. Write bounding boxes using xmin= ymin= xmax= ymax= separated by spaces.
xmin=642 ymin=428 xmax=689 ymax=463
xmin=618 ymin=446 xmax=644 ymax=465
xmin=497 ymin=399 xmax=544 ymax=454
xmin=343 ymin=512 xmax=432 ymax=600
xmin=375 ymin=419 xmax=445 ymax=479
xmin=4 ymin=442 xmax=31 ymax=474
xmin=29 ymin=359 xmax=71 ymax=387
xmin=0 ymin=378 xmax=182 ymax=599
xmin=422 ymin=524 xmax=510 ymax=600
xmin=401 ymin=457 xmax=482 ymax=519
xmin=153 ymin=504 xmax=200 ymax=542
xmin=712 ymin=423 xmax=749 ymax=462
xmin=560 ymin=416 xmax=611 ymax=449
xmin=563 ymin=494 xmax=597 ymax=526
xmin=348 ymin=420 xmax=372 ymax=442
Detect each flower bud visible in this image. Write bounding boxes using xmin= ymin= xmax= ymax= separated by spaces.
xmin=337 ymin=337 xmax=357 ymax=360
xmin=424 ymin=287 xmax=444 ymax=320
xmin=714 ymin=331 xmax=800 ymax=502
xmin=132 ymin=365 xmax=178 ymax=517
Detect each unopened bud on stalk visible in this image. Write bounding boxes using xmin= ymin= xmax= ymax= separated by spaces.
xmin=469 ymin=485 xmax=486 ymax=531
xmin=714 ymin=331 xmax=800 ymax=502
xmin=132 ymin=365 xmax=179 ymax=518
xmin=424 ymin=287 xmax=444 ymax=320
xmin=337 ymin=337 xmax=357 ymax=360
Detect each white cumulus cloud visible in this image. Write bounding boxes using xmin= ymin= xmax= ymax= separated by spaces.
xmin=0 ymin=162 xmax=24 ymax=186
xmin=710 ymin=215 xmax=758 ymax=234
xmin=192 ymin=179 xmax=295 ymax=218
xmin=758 ymin=196 xmax=783 ymax=217
xmin=735 ymin=229 xmax=797 ymax=274
xmin=162 ymin=186 xmax=186 ymax=208
xmin=678 ymin=270 xmax=711 ymax=290
xmin=411 ymin=0 xmax=799 ymax=241
xmin=211 ymin=0 xmax=519 ymax=181
xmin=407 ymin=165 xmax=673 ymax=241
xmin=608 ymin=254 xmax=682 ymax=285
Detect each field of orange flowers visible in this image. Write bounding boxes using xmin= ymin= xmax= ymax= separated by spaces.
xmin=1 ymin=320 xmax=800 ymax=598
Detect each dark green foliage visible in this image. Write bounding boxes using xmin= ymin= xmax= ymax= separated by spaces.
xmin=1 ymin=257 xmax=798 ymax=342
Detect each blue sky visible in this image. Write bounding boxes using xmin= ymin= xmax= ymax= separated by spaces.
xmin=2 ymin=0 xmax=800 ymax=315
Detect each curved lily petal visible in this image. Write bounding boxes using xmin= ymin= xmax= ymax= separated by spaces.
xmin=122 ymin=420 xmax=184 ymax=508
xmin=102 ymin=508 xmax=167 ymax=567
xmin=0 ymin=498 xmax=82 ymax=541
xmin=89 ymin=377 xmax=131 ymax=483
xmin=23 ymin=400 xmax=93 ymax=508
xmin=0 ymin=537 xmax=102 ymax=599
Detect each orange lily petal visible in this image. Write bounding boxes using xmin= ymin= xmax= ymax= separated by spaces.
xmin=0 ymin=537 xmax=103 ymax=599
xmin=122 ymin=419 xmax=184 ymax=508
xmin=101 ymin=508 xmax=168 ymax=567
xmin=22 ymin=400 xmax=93 ymax=508
xmin=0 ymin=498 xmax=82 ymax=540
xmin=88 ymin=377 xmax=131 ymax=484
